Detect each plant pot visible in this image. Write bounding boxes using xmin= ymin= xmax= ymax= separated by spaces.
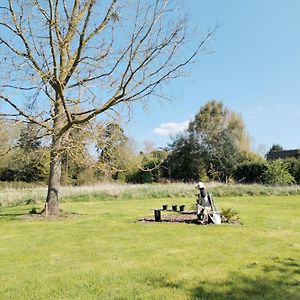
xmin=179 ymin=205 xmax=185 ymax=212
xmin=162 ymin=204 xmax=168 ymax=210
xmin=154 ymin=209 xmax=161 ymax=222
xmin=172 ymin=205 xmax=177 ymax=211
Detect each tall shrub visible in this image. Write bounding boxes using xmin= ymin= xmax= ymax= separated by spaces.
xmin=262 ymin=160 xmax=295 ymax=185
xmin=285 ymin=158 xmax=300 ymax=184
xmin=234 ymin=161 xmax=267 ymax=183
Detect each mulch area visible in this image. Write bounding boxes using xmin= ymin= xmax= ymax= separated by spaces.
xmin=140 ymin=212 xmax=199 ymax=224
xmin=139 ymin=211 xmax=240 ymax=225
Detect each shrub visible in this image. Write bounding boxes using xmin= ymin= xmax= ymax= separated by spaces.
xmin=262 ymin=160 xmax=295 ymax=185
xmin=234 ymin=161 xmax=267 ymax=183
xmin=0 ymin=160 xmax=47 ymax=183
xmin=221 ymin=207 xmax=240 ymax=223
xmin=126 ymin=158 xmax=161 ymax=184
xmin=284 ymin=158 xmax=300 ymax=184
xmin=0 ymin=149 xmax=48 ymax=183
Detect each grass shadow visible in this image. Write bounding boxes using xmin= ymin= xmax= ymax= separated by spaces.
xmin=0 ymin=207 xmax=86 ymax=221
xmin=0 ymin=205 xmax=40 ymax=220
xmin=190 ymin=258 xmax=300 ymax=300
xmin=0 ymin=211 xmax=31 ymax=220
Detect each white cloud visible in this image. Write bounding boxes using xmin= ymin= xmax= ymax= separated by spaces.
xmin=276 ymin=104 xmax=288 ymax=109
xmin=153 ymin=121 xmax=189 ymax=136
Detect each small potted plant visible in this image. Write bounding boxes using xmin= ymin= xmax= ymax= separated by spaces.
xmin=179 ymin=204 xmax=185 ymax=212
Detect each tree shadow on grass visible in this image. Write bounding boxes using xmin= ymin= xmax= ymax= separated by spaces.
xmin=0 ymin=205 xmax=54 ymax=220
xmin=0 ymin=207 xmax=84 ymax=221
xmin=190 ymin=258 xmax=300 ymax=300
xmin=0 ymin=207 xmax=33 ymax=220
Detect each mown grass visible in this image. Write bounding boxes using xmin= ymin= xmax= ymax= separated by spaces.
xmin=0 ymin=195 xmax=299 ymax=299
xmin=2 ymin=182 xmax=300 ymax=207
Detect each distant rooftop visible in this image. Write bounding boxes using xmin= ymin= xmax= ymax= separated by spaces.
xmin=267 ymin=149 xmax=300 ymax=160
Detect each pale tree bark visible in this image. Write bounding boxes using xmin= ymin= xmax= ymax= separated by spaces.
xmin=0 ymin=0 xmax=215 ymax=215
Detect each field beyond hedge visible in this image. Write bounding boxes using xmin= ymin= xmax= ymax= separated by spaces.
xmin=0 ymin=193 xmax=300 ymax=299
xmin=2 ymin=182 xmax=300 ymax=207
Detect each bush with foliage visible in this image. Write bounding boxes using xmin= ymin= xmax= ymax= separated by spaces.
xmin=262 ymin=160 xmax=295 ymax=185
xmin=220 ymin=208 xmax=240 ymax=223
xmin=234 ymin=161 xmax=267 ymax=183
xmin=126 ymin=157 xmax=161 ymax=184
xmin=0 ymin=149 xmax=48 ymax=183
xmin=284 ymin=157 xmax=300 ymax=184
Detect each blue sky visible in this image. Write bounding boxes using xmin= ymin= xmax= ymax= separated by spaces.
xmin=126 ymin=0 xmax=300 ymax=154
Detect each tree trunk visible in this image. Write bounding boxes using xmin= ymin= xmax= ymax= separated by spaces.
xmin=43 ymin=134 xmax=63 ymax=216
xmin=41 ymin=91 xmax=66 ymax=216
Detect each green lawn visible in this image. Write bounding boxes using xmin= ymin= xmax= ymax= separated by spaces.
xmin=0 ymin=196 xmax=299 ymax=299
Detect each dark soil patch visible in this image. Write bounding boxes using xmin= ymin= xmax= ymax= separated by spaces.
xmin=140 ymin=213 xmax=199 ymax=224
xmin=139 ymin=212 xmax=240 ymax=225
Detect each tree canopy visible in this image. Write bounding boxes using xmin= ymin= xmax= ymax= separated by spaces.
xmin=167 ymin=100 xmax=251 ymax=182
xmin=0 ymin=0 xmax=213 ymax=215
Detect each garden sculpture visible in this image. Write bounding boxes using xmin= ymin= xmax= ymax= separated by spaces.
xmin=196 ymin=182 xmax=221 ymax=224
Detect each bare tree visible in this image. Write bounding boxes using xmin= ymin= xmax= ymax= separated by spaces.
xmin=0 ymin=0 xmax=214 ymax=215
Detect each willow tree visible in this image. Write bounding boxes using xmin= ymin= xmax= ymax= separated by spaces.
xmin=0 ymin=0 xmax=213 ymax=215
xmin=188 ymin=100 xmax=251 ymax=182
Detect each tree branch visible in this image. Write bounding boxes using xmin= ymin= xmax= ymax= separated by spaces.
xmin=0 ymin=95 xmax=52 ymax=131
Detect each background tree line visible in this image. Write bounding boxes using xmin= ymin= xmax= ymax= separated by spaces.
xmin=1 ymin=100 xmax=300 ymax=186
xmin=0 ymin=119 xmax=166 ymax=185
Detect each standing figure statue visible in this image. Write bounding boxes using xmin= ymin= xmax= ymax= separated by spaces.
xmin=196 ymin=182 xmax=221 ymax=224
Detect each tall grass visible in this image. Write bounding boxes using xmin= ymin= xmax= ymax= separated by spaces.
xmin=1 ymin=182 xmax=300 ymax=207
